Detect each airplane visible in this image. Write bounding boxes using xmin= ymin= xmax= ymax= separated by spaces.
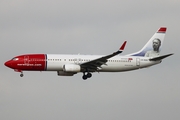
xmin=4 ymin=27 xmax=173 ymax=80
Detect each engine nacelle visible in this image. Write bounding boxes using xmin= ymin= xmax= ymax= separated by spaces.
xmin=57 ymin=71 xmax=75 ymax=76
xmin=63 ymin=64 xmax=81 ymax=72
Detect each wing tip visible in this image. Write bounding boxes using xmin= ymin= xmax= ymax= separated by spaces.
xmin=119 ymin=41 xmax=127 ymax=50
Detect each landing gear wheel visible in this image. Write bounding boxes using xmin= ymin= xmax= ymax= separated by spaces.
xmin=87 ymin=73 xmax=92 ymax=78
xmin=82 ymin=75 xmax=87 ymax=80
xmin=20 ymin=73 xmax=24 ymax=77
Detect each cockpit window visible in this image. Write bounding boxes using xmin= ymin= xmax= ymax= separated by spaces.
xmin=11 ymin=58 xmax=19 ymax=61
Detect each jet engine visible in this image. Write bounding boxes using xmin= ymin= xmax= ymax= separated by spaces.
xmin=63 ymin=64 xmax=81 ymax=72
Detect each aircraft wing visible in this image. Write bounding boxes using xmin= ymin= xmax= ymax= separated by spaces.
xmin=80 ymin=41 xmax=127 ymax=72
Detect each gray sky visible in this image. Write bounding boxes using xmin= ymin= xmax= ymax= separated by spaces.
xmin=0 ymin=0 xmax=179 ymax=120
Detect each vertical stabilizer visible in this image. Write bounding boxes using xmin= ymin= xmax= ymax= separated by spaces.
xmin=128 ymin=27 xmax=167 ymax=57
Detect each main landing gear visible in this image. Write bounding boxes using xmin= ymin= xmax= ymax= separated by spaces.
xmin=82 ymin=72 xmax=92 ymax=80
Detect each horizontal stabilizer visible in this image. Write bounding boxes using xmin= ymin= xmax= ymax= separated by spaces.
xmin=149 ymin=53 xmax=173 ymax=61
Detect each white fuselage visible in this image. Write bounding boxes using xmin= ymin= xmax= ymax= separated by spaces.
xmin=46 ymin=54 xmax=160 ymax=72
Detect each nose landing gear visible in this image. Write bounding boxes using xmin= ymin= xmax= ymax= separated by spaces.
xmin=14 ymin=69 xmax=24 ymax=77
xmin=20 ymin=73 xmax=24 ymax=77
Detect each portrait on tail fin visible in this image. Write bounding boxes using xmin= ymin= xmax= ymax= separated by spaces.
xmin=145 ymin=38 xmax=161 ymax=57
xmin=127 ymin=27 xmax=166 ymax=57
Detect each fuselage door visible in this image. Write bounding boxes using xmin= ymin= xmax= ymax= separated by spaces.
xmin=24 ymin=56 xmax=29 ymax=64
xmin=136 ymin=58 xmax=140 ymax=66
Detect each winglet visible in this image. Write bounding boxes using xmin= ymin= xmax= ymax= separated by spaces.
xmin=119 ymin=41 xmax=127 ymax=51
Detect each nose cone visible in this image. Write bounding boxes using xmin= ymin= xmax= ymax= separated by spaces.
xmin=4 ymin=60 xmax=12 ymax=68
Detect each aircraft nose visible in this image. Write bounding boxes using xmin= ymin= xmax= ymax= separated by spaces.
xmin=4 ymin=61 xmax=12 ymax=68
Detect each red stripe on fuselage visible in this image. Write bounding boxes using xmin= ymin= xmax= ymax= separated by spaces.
xmin=10 ymin=54 xmax=47 ymax=71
